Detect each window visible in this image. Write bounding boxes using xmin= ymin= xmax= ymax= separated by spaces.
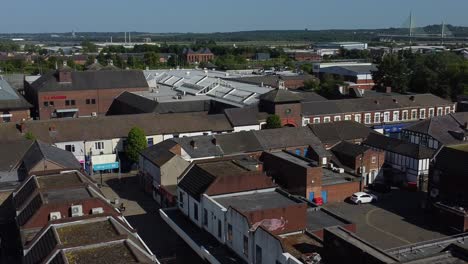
xmin=313 ymin=117 xmax=320 ymax=124
xmin=445 ymin=107 xmax=451 ymax=115
xmin=393 ymin=111 xmax=399 ymax=122
xmin=354 ymin=114 xmax=361 ymax=123
xmin=91 ymin=99 xmax=96 ymax=104
xmin=334 ymin=116 xmax=341 ymax=122
xmin=95 ymin=142 xmax=104 ymax=150
xmin=243 ymin=236 xmax=249 ymax=257
xmin=437 ymin=107 xmax=443 ymax=116
xmin=203 ymin=209 xmax=208 ymax=226
xmin=86 ymin=99 xmax=90 ymax=104
xmin=323 ymin=116 xmax=331 ymax=123
xmin=429 ymin=108 xmax=434 ymax=118
xmin=179 ymin=192 xmax=184 ymax=208
xmin=49 ymin=101 xmax=54 ymax=106
xmin=173 ymin=134 xmax=180 ymax=138
xmin=218 ymin=219 xmax=222 ymax=238
xmin=43 ymin=101 xmax=49 ymax=107
xmin=383 ymin=112 xmax=390 ymax=122
xmin=255 ymin=245 xmax=263 ymax=264
xmin=303 ymin=118 xmax=310 ymax=126
xmin=65 ymin=100 xmax=70 ymax=106
xmin=374 ymin=113 xmax=381 ymax=123
xmin=65 ymin=144 xmax=75 ymax=152
xmin=372 ymin=156 xmax=377 ymax=164
xmin=193 ymin=203 xmax=198 ymax=220
xmin=147 ymin=138 xmax=154 ymax=146
xmin=227 ymin=224 xmax=233 ymax=242
xmin=420 ymin=109 xmax=426 ymax=119
xmin=411 ymin=110 xmax=417 ymax=120
xmin=402 ymin=111 xmax=408 ymax=120
xmin=364 ymin=113 xmax=371 ymax=124
xmin=71 ymin=100 xmax=76 ymax=106
xmin=345 ymin=115 xmax=352 ymax=121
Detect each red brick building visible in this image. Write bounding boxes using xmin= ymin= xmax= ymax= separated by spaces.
xmin=25 ymin=65 xmax=148 ymax=119
xmin=183 ymin=48 xmax=214 ymax=64
xmin=259 ymin=89 xmax=303 ymax=127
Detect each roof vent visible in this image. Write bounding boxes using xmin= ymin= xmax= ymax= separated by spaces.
xmin=410 ymin=96 xmax=415 ymax=101
xmin=211 ymin=138 xmax=218 ymax=146
xmin=91 ymin=207 xmax=104 ymax=214
xmin=49 ymin=212 xmax=61 ymax=221
xmin=374 ymin=100 xmax=379 ymax=104
xmin=393 ymin=99 xmax=398 ymax=103
xmin=71 ymin=205 xmax=83 ymax=217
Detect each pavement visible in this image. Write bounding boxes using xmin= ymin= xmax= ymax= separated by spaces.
xmin=93 ymin=172 xmax=205 ymax=264
xmin=324 ymin=188 xmax=449 ymax=250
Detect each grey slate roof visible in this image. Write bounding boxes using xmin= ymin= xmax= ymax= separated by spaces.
xmin=308 ymin=121 xmax=373 ymax=144
xmin=21 ymin=141 xmax=81 ymax=172
xmin=326 ymin=65 xmax=377 ymax=75
xmin=331 ymin=141 xmax=370 ymax=158
xmin=0 ymin=112 xmax=233 ymax=143
xmin=0 ymin=79 xmax=32 ymax=110
xmin=363 ymin=133 xmax=436 ymax=159
xmin=0 ymin=140 xmax=34 ymax=171
xmin=259 ymin=89 xmax=303 ymax=103
xmin=302 ymin=94 xmax=453 ymax=116
xmin=178 ymin=164 xmax=216 ymax=200
xmin=172 ymin=135 xmax=224 ymax=159
xmin=224 ymin=107 xmax=260 ymax=127
xmin=30 ymin=69 xmax=149 ymax=92
xmin=254 ymin=126 xmax=323 ymax=150
xmin=139 ymin=140 xmax=178 ymax=167
xmin=216 ymin=131 xmax=263 ymax=154
xmin=403 ymin=112 xmax=468 ymax=146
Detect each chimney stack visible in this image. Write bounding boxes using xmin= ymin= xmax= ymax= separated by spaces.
xmin=49 ymin=125 xmax=56 ymax=132
xmin=410 ymin=96 xmax=415 ymax=102
xmin=190 ymin=140 xmax=197 ymax=149
xmin=17 ymin=123 xmax=26 ymax=133
xmin=211 ymin=138 xmax=218 ymax=146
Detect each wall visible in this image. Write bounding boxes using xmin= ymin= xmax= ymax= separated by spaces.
xmin=253 ymin=227 xmax=293 ymax=264
xmin=201 ymin=195 xmax=226 ymax=243
xmin=3 ymin=109 xmax=30 ymax=123
xmin=233 ymin=125 xmax=260 ymax=132
xmin=322 ymin=181 xmax=361 ymax=203
xmin=161 ymin=156 xmax=190 ymax=187
xmin=275 ymin=103 xmax=302 ymax=127
xmin=226 ymin=208 xmax=253 ymax=263
xmin=54 ymin=141 xmax=85 ymax=163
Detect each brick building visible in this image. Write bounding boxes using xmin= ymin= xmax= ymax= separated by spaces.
xmin=183 ymin=48 xmax=214 ymax=64
xmin=262 ymin=151 xmax=362 ymax=204
xmin=25 ymin=65 xmax=148 ymax=119
xmin=259 ymin=89 xmax=303 ymax=127
xmin=0 ymin=78 xmax=32 ymax=123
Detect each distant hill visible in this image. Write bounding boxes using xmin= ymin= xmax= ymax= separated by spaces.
xmin=1 ymin=24 xmax=468 ymax=43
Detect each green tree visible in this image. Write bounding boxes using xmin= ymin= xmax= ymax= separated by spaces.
xmin=303 ymin=78 xmax=320 ymax=91
xmin=24 ymin=132 xmax=36 ymax=140
xmin=125 ymin=127 xmax=148 ymax=164
xmin=144 ymin=52 xmax=160 ymax=69
xmin=81 ymin=40 xmax=98 ymax=53
xmin=266 ymin=115 xmax=282 ymax=129
xmin=372 ymin=54 xmax=410 ymax=93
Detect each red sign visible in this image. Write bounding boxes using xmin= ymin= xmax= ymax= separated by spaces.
xmin=43 ymin=95 xmax=67 ymax=100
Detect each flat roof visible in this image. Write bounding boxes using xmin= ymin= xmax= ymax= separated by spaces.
xmin=214 ymin=190 xmax=299 ymax=212
xmin=198 ymin=160 xmax=250 ymax=177
xmin=280 ymin=232 xmax=323 ymax=261
xmin=306 ymin=209 xmax=347 ymax=231
xmin=36 ymin=172 xmax=83 ymax=189
xmin=270 ymin=151 xmax=317 ymax=168
xmin=322 ymin=168 xmax=358 ymax=186
xmin=64 ymin=242 xmax=140 ymax=264
xmin=43 ymin=188 xmax=91 ymax=203
xmin=56 ymin=220 xmax=119 ymax=246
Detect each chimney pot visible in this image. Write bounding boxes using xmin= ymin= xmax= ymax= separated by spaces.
xmin=212 ymin=138 xmax=218 ymax=146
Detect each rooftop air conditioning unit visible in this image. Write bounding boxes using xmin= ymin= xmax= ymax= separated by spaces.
xmin=91 ymin=207 xmax=104 ymax=214
xmin=49 ymin=212 xmax=61 ymax=221
xmin=91 ymin=112 xmax=97 ymax=117
xmin=71 ymin=205 xmax=83 ymax=217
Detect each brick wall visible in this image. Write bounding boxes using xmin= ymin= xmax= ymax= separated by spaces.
xmin=322 ymin=181 xmax=361 ymax=203
xmin=275 ymin=103 xmax=302 ymax=127
xmin=5 ymin=109 xmax=30 ymax=122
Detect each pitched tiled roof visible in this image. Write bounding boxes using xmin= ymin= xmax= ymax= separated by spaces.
xmin=139 ymin=140 xmax=178 ymax=167
xmin=30 ymin=69 xmax=148 ymax=92
xmin=21 ymin=141 xmax=81 ymax=172
xmin=0 ymin=140 xmax=33 ymax=171
xmin=403 ymin=113 xmax=468 ymax=146
xmin=0 ymin=112 xmax=233 ymax=143
xmin=302 ymin=94 xmax=453 ymax=116
xmin=259 ymin=89 xmax=302 ymax=103
xmin=0 ymin=79 xmax=32 ymax=110
xmin=224 ymin=107 xmax=260 ymax=126
xmin=178 ymin=164 xmax=216 ymax=200
xmin=363 ymin=133 xmax=435 ymax=159
xmin=308 ymin=121 xmax=372 ymax=144
xmin=331 ymin=141 xmax=370 ymax=158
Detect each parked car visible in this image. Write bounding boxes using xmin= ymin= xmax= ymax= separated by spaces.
xmin=369 ymin=182 xmax=391 ymax=193
xmin=350 ymin=192 xmax=377 ymax=204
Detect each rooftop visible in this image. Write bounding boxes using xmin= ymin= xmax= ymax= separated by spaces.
xmin=306 ymin=209 xmax=349 ymax=231
xmin=322 ymin=168 xmax=358 ymax=186
xmin=64 ymin=242 xmax=141 ymax=264
xmin=56 ymin=220 xmax=119 ymax=246
xmin=280 ymin=232 xmax=323 ymax=262
xmin=364 ymin=133 xmax=436 ymax=159
xmin=214 ymin=190 xmax=298 ymax=212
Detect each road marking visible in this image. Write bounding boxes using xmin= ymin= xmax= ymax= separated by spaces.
xmin=365 ymin=208 xmax=413 ymax=244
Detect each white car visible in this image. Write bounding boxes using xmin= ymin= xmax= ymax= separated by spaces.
xmin=350 ymin=192 xmax=377 ymax=204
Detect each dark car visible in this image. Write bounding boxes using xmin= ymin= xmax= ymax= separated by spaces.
xmin=369 ymin=182 xmax=391 ymax=193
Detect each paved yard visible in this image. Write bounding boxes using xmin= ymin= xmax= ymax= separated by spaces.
xmin=94 ymin=173 xmax=205 ymax=264
xmin=324 ymin=188 xmax=449 ymax=250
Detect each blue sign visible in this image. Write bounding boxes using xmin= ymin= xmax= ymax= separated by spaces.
xmin=93 ymin=162 xmax=119 ymax=171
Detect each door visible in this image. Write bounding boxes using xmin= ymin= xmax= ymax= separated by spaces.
xmin=369 ymin=170 xmax=377 ymax=185
xmin=295 ymin=149 xmax=301 ymax=156
xmin=321 ymin=190 xmax=328 ymax=204
xmin=309 ymin=192 xmax=314 ymax=201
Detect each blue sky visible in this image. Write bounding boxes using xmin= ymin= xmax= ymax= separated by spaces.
xmin=1 ymin=0 xmax=467 ymax=33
